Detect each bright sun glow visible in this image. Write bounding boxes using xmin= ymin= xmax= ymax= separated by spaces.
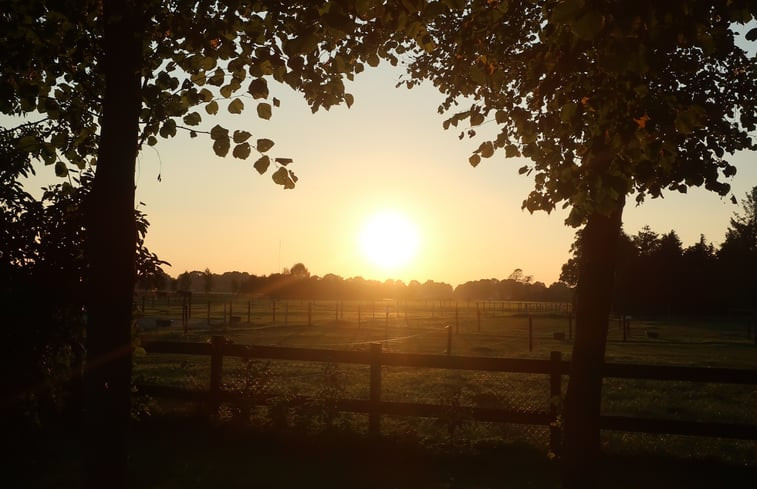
xmin=359 ymin=210 xmax=420 ymax=271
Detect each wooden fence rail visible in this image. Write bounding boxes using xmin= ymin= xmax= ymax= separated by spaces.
xmin=140 ymin=336 xmax=757 ymax=454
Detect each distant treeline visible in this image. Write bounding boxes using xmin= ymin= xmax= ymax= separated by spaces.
xmin=141 ymin=187 xmax=756 ymax=313
xmin=561 ymin=187 xmax=757 ymax=315
xmin=141 ymin=265 xmax=573 ymax=303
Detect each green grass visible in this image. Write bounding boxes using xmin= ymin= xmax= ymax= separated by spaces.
xmin=134 ymin=301 xmax=757 ymax=466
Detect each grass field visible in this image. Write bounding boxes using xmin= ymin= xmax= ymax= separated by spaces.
xmin=134 ymin=295 xmax=757 ymax=467
xmin=13 ymin=416 xmax=757 ymax=488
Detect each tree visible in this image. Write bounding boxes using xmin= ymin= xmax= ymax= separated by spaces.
xmin=0 ymin=147 xmax=164 ymax=441
xmin=2 ymin=1 xmax=433 ymax=486
xmin=388 ymin=1 xmax=757 ymax=486
xmin=177 ymin=271 xmax=193 ymax=292
xmin=290 ymin=262 xmax=310 ymax=278
xmin=202 ymin=267 xmax=213 ymax=294
xmin=719 ymin=186 xmax=757 ymax=308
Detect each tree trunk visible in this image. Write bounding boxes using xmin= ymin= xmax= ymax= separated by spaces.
xmin=84 ymin=1 xmax=142 ymax=488
xmin=562 ymin=200 xmax=625 ymax=489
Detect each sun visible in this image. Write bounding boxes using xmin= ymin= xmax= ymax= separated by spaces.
xmin=358 ymin=210 xmax=420 ymax=272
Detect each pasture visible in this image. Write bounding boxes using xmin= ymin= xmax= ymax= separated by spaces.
xmin=134 ymin=294 xmax=757 ymax=467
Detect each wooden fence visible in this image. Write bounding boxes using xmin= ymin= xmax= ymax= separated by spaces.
xmin=139 ymin=336 xmax=757 ymax=454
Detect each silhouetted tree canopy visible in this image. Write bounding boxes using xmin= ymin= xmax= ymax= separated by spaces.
xmin=562 ymin=188 xmax=757 ymax=315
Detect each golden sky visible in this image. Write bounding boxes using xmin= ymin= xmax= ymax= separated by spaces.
xmin=24 ymin=64 xmax=757 ymax=287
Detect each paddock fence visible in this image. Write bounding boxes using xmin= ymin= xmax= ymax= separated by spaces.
xmin=138 ymin=336 xmax=757 ymax=455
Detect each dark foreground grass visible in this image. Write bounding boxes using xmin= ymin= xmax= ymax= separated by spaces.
xmin=10 ymin=415 xmax=756 ymax=489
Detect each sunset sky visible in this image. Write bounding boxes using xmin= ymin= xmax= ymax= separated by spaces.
xmin=24 ymin=63 xmax=757 ymax=287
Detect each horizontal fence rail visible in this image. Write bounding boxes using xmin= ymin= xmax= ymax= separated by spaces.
xmin=139 ymin=337 xmax=757 ymax=453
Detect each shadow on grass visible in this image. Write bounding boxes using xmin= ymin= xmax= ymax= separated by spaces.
xmin=10 ymin=415 xmax=756 ymax=488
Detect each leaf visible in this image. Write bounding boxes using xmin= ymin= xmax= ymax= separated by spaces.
xmin=505 ymin=145 xmax=519 ymax=158
xmin=208 ymin=68 xmax=225 ymax=86
xmin=248 ymin=77 xmax=269 ymax=99
xmin=551 ymin=0 xmax=582 ymax=23
xmin=183 ymin=111 xmax=202 ymax=126
xmin=272 ymin=167 xmax=295 ymax=189
xmin=257 ymin=102 xmax=272 ymax=120
xmin=470 ymin=112 xmax=485 ymax=126
xmin=367 ymin=52 xmax=380 ymax=67
xmin=205 ymin=100 xmax=219 ymax=115
xmin=147 ymin=136 xmax=158 ymax=146
xmin=212 ymin=137 xmax=230 ymax=157
xmin=571 ymin=10 xmax=604 ymax=41
xmin=210 ymin=124 xmax=228 ymax=140
xmin=220 ymin=84 xmax=233 ymax=98
xmin=253 ymin=155 xmax=270 ymax=174
xmin=746 ymin=28 xmax=757 ymax=42
xmin=479 ymin=141 xmax=494 ymax=158
xmin=228 ymin=98 xmax=244 ymax=114
xmin=469 ymin=65 xmax=486 ymax=84
xmin=469 ymin=154 xmax=481 ymax=167
xmin=633 ymin=113 xmax=650 ymax=129
xmin=232 ymin=142 xmax=251 ymax=159
xmin=17 ymin=134 xmax=38 ymax=151
xmin=273 ymin=97 xmax=280 ymax=107
xmin=495 ymin=110 xmax=507 ymax=124
xmin=674 ymin=106 xmax=705 ymax=135
xmin=159 ymin=119 xmax=177 ymax=138
xmin=560 ymin=102 xmax=578 ymax=122
xmin=199 ymin=88 xmax=213 ymax=102
xmin=256 ymin=138 xmax=275 ymax=152
xmin=199 ymin=56 xmax=216 ymax=71
xmin=54 ymin=161 xmax=68 ymax=177
xmin=233 ymin=130 xmax=252 ymax=143
xmin=518 ymin=165 xmax=529 ymax=174
xmin=344 ymin=93 xmax=354 ymax=108
xmin=275 ymin=157 xmax=293 ymax=166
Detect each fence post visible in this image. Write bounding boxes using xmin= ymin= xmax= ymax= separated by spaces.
xmin=385 ymin=306 xmax=389 ymax=339
xmin=180 ymin=303 xmax=185 ymax=335
xmin=229 ymin=301 xmax=232 ymax=323
xmin=622 ymin=315 xmax=627 ymax=342
xmin=568 ymin=312 xmax=573 ymax=341
xmin=549 ymin=351 xmax=562 ymax=457
xmin=477 ymin=302 xmax=481 ymax=332
xmin=210 ymin=335 xmax=225 ymax=417
xmin=528 ymin=315 xmax=533 ymax=352
xmin=247 ymin=300 xmax=251 ymax=323
xmin=272 ymin=299 xmax=276 ymax=323
xmin=308 ymin=302 xmax=312 ymax=326
xmin=455 ymin=303 xmax=459 ymax=333
xmin=369 ymin=343 xmax=382 ymax=435
xmin=446 ymin=325 xmax=452 ymax=355
xmin=207 ymin=301 xmax=211 ymax=325
xmin=284 ymin=302 xmax=289 ymax=327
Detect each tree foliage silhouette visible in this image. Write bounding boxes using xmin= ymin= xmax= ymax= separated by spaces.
xmin=378 ymin=1 xmax=757 ymax=486
xmin=1 ymin=1 xmax=433 ymax=487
